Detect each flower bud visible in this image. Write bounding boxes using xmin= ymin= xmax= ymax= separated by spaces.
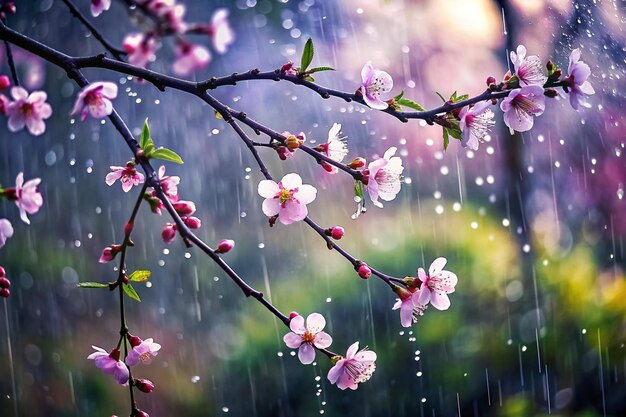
xmin=285 ymin=132 xmax=305 ymax=151
xmin=172 ymin=200 xmax=196 ymax=216
xmin=109 ymin=348 xmax=121 ymax=361
xmin=133 ymin=409 xmax=149 ymax=417
xmin=328 ymin=226 xmax=344 ymax=240
xmin=268 ymin=215 xmax=278 ymax=228
xmin=0 ymin=277 xmax=11 ymax=289
xmin=183 ymin=216 xmax=202 ymax=229
xmin=357 ymin=264 xmax=372 ymax=279
xmin=276 ymin=146 xmax=290 ymax=160
xmin=289 ymin=311 xmax=299 ymax=319
xmin=216 ymin=239 xmax=235 ymax=254
xmin=99 ymin=244 xmax=122 ymax=263
xmin=5 ymin=3 xmax=16 ymax=14
xmin=128 ymin=334 xmax=143 ymax=347
xmin=393 ymin=285 xmax=413 ymax=300
xmin=0 ymin=288 xmax=10 ymax=298
xmin=321 ymin=161 xmax=334 ymax=173
xmin=124 ymin=222 xmax=134 ymax=237
xmin=0 ymin=75 xmax=10 ymax=90
xmin=546 ymin=60 xmax=554 ymax=71
xmin=161 ymin=223 xmax=177 ymax=244
xmin=0 ymin=266 xmax=5 ymax=276
xmin=280 ymin=61 xmax=294 ymax=73
xmin=485 ymin=76 xmax=496 ymax=86
xmin=347 ymin=157 xmax=366 ymax=169
xmin=134 ymin=378 xmax=155 ymax=393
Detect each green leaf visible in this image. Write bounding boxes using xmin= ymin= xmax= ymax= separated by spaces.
xmin=397 ymin=98 xmax=426 ymax=111
xmin=128 ymin=270 xmax=151 ymax=282
xmin=307 ymin=66 xmax=335 ymax=74
xmin=393 ymin=90 xmax=404 ymax=101
xmin=304 ymin=76 xmax=315 ymax=82
xmin=443 ymin=128 xmax=450 ymax=151
xmin=435 ymin=91 xmax=446 ymax=102
xmin=447 ymin=127 xmax=462 ymax=140
xmin=455 ymin=94 xmax=469 ymax=102
xmin=354 ymin=181 xmax=364 ymax=199
xmin=77 ymin=282 xmax=109 ymax=289
xmin=300 ymin=38 xmax=314 ymax=72
xmin=123 ymin=283 xmax=141 ymax=302
xmin=151 ymin=148 xmax=184 ymax=164
xmin=140 ymin=118 xmax=155 ymax=152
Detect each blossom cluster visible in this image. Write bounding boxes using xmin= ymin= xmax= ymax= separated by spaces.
xmin=91 ymin=0 xmax=235 ymax=77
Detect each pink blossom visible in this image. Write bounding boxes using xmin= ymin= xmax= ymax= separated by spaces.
xmin=105 ymin=165 xmax=145 ymax=193
xmin=0 ymin=75 xmax=10 ymax=89
xmin=327 ymin=342 xmax=377 ymax=390
xmin=87 ymin=346 xmax=130 ymax=385
xmin=564 ymin=48 xmax=595 ymax=110
xmin=0 ymin=219 xmax=13 ymax=248
xmin=510 ymin=45 xmax=547 ymax=87
xmin=458 ymin=101 xmax=495 ymax=151
xmin=366 ymin=147 xmax=404 ymax=207
xmin=183 ymin=216 xmax=201 ymax=229
xmin=157 ymin=165 xmax=180 ymax=200
xmin=283 ymin=313 xmax=333 ymax=365
xmin=161 ymin=223 xmax=177 ymax=244
xmin=216 ymin=239 xmax=234 ymax=254
xmin=417 ymin=257 xmax=458 ymax=311
xmin=317 ymin=123 xmax=348 ymax=174
xmin=134 ymin=378 xmax=155 ymax=393
xmin=280 ymin=61 xmax=297 ymax=76
xmin=126 ymin=337 xmax=161 ymax=366
xmin=258 ymin=173 xmax=317 ymax=225
xmin=392 ymin=288 xmax=428 ymax=328
xmin=13 ymin=172 xmax=43 ymax=224
xmin=5 ymin=87 xmax=52 ymax=136
xmin=90 ymin=0 xmax=111 ymax=17
xmin=123 ymin=33 xmax=157 ymax=68
xmin=0 ymin=94 xmax=9 ymax=114
xmin=70 ymin=82 xmax=118 ymax=121
xmin=209 ymin=8 xmax=235 ymax=54
xmin=172 ymin=43 xmax=211 ymax=76
xmin=500 ymin=85 xmax=545 ymax=134
xmin=360 ymin=62 xmax=393 ymax=110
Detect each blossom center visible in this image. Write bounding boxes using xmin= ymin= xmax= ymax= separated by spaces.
xmin=512 ymin=94 xmax=538 ymax=114
xmin=21 ymin=102 xmax=34 ymax=117
xmin=85 ymin=89 xmax=104 ymax=106
xmin=302 ymin=330 xmax=316 ymax=343
xmin=278 ymin=188 xmax=293 ymax=204
xmin=139 ymin=351 xmax=152 ymax=363
xmin=344 ymin=358 xmax=376 ymax=384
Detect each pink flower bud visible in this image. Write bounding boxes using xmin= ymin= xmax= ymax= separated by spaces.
xmin=321 ymin=162 xmax=334 ymax=173
xmin=0 ymin=288 xmax=9 ymax=298
xmin=280 ymin=61 xmax=294 ymax=73
xmin=0 ymin=266 xmax=5 ymax=276
xmin=134 ymin=378 xmax=155 ymax=393
xmin=216 ymin=239 xmax=235 ymax=254
xmin=133 ymin=409 xmax=149 ymax=417
xmin=330 ymin=226 xmax=345 ymax=240
xmin=347 ymin=157 xmax=366 ymax=169
xmin=289 ymin=311 xmax=299 ymax=319
xmin=183 ymin=216 xmax=202 ymax=229
xmin=172 ymin=200 xmax=196 ymax=216
xmin=109 ymin=348 xmax=121 ymax=361
xmin=161 ymin=223 xmax=177 ymax=244
xmin=0 ymin=277 xmax=11 ymax=289
xmin=99 ymin=245 xmax=121 ymax=263
xmin=276 ymin=146 xmax=290 ymax=160
xmin=0 ymin=75 xmax=10 ymax=90
xmin=357 ymin=264 xmax=372 ymax=279
xmin=486 ymin=76 xmax=496 ymax=86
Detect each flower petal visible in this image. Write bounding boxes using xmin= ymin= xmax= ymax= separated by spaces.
xmin=306 ymin=312 xmax=326 ymax=333
xmin=429 ymin=257 xmax=447 ymax=276
xmin=430 ymin=292 xmax=451 ymax=310
xmin=313 ymin=331 xmax=333 ymax=349
xmin=283 ymin=332 xmax=303 ymax=349
xmin=289 ymin=314 xmax=306 ymax=334
xmin=258 ymin=180 xmax=279 ymax=198
xmin=298 ymin=343 xmax=316 ymax=365
xmin=280 ymin=173 xmax=302 ymax=190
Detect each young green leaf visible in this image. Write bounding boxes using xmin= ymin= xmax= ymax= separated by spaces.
xmin=443 ymin=128 xmax=450 ymax=151
xmin=140 ymin=118 xmax=155 ymax=153
xmin=77 ymin=282 xmax=109 ymax=289
xmin=151 ymin=148 xmax=184 ymax=164
xmin=300 ymin=38 xmax=314 ymax=72
xmin=354 ymin=181 xmax=364 ymax=199
xmin=307 ymin=66 xmax=335 ymax=74
xmin=393 ymin=90 xmax=404 ymax=101
xmin=397 ymin=98 xmax=426 ymax=111
xmin=304 ymin=76 xmax=315 ymax=82
xmin=454 ymin=94 xmax=469 ymax=102
xmin=128 ymin=270 xmax=152 ymax=282
xmin=447 ymin=127 xmax=462 ymax=140
xmin=123 ymin=283 xmax=141 ymax=302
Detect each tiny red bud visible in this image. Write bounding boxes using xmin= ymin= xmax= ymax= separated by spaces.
xmin=183 ymin=216 xmax=202 ymax=229
xmin=289 ymin=311 xmax=299 ymax=319
xmin=124 ymin=222 xmax=134 ymax=237
xmin=0 ymin=288 xmax=10 ymax=298
xmin=0 ymin=75 xmax=10 ymax=90
xmin=347 ymin=157 xmax=366 ymax=170
xmin=491 ymin=98 xmax=498 ymax=105
xmin=330 ymin=226 xmax=345 ymax=240
xmin=172 ymin=200 xmax=196 ymax=216
xmin=161 ymin=223 xmax=177 ymax=244
xmin=269 ymin=215 xmax=278 ymax=228
xmin=123 ymin=275 xmax=129 ymax=285
xmin=135 ymin=149 xmax=145 ymax=160
xmin=0 ymin=277 xmax=12 ymax=289
xmin=216 ymin=239 xmax=235 ymax=254
xmin=128 ymin=335 xmax=142 ymax=347
xmin=0 ymin=266 xmax=5 ymax=277
xmin=134 ymin=378 xmax=155 ymax=393
xmin=6 ymin=3 xmax=16 ymax=14
xmin=486 ymin=76 xmax=496 ymax=86
xmin=280 ymin=61 xmax=294 ymax=73
xmin=321 ymin=161 xmax=334 ymax=173
xmin=109 ymin=348 xmax=121 ymax=361
xmin=133 ymin=409 xmax=149 ymax=417
xmin=357 ymin=264 xmax=372 ymax=279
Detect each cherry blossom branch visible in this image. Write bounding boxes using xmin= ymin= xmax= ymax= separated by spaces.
xmin=225 ymin=112 xmax=401 ymax=289
xmin=61 ymin=0 xmax=127 ymax=61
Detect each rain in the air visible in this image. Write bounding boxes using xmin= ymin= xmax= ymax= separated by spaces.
xmin=0 ymin=0 xmax=624 ymax=416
